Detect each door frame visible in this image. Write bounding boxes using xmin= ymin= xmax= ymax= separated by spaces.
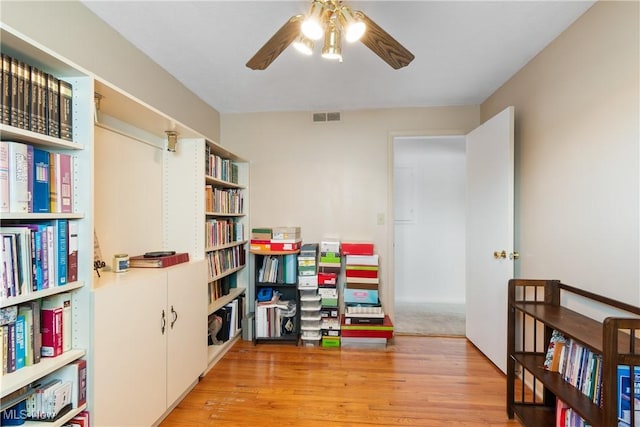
xmin=386 ymin=128 xmax=470 ymax=322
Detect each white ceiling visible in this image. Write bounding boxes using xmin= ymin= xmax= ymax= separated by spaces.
xmin=81 ymin=1 xmax=595 ymax=114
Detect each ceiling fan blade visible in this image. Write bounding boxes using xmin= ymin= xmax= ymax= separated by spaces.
xmin=359 ymin=12 xmax=415 ymax=70
xmin=246 ymin=14 xmax=303 ymax=70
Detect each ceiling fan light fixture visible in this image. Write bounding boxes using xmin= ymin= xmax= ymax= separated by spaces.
xmin=293 ymin=35 xmax=314 ymax=56
xmin=301 ymin=1 xmax=325 ymax=40
xmin=339 ymin=7 xmax=366 ymax=42
xmin=321 ymin=21 xmax=342 ymax=60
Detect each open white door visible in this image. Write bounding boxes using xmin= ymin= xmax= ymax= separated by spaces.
xmin=465 ymin=106 xmax=515 ymax=374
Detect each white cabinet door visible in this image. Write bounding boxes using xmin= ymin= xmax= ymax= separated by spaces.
xmin=166 ymin=261 xmax=208 ymax=405
xmin=93 ymin=270 xmax=167 ymax=427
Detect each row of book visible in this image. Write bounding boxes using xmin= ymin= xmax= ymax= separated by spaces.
xmin=0 ymin=359 xmax=86 ymax=423
xmin=1 ymin=219 xmax=78 ymax=299
xmin=556 ymin=399 xmax=591 ymax=427
xmin=1 ymin=53 xmax=73 ymax=141
xmin=205 ymin=148 xmax=239 ymax=184
xmin=207 ymin=275 xmax=237 ymax=305
xmin=209 ymin=295 xmax=245 ymax=345
xmin=1 ymin=141 xmax=75 ymax=214
xmin=544 ymin=330 xmax=603 ymax=406
xmin=257 ymin=254 xmax=297 ymax=284
xmin=206 ymin=245 xmax=245 ymax=280
xmin=204 ymin=186 xmax=244 ymax=214
xmin=1 ymin=293 xmax=72 ymax=376
xmin=205 ymin=218 xmax=244 ymax=248
xmin=255 ymin=292 xmax=297 ymax=339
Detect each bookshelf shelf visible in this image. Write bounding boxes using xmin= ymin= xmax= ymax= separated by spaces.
xmin=1 ymin=349 xmax=85 ymax=397
xmin=0 ymin=281 xmax=84 ymax=309
xmin=205 ymin=175 xmax=246 ymax=189
xmin=507 ymin=279 xmax=640 ymax=427
xmin=205 ymin=240 xmax=248 ymax=253
xmin=208 ymin=286 xmax=246 ymax=315
xmin=21 ymin=403 xmax=88 ymax=427
xmin=0 ymin=124 xmax=84 ymax=150
xmin=206 ymin=331 xmax=242 ymax=374
xmin=205 ymin=211 xmax=246 ymax=217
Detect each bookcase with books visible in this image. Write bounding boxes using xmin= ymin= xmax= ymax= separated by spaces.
xmin=507 ymin=279 xmax=640 ymax=427
xmin=0 ymin=24 xmax=93 ymax=426
xmin=202 ymin=141 xmax=248 ymax=370
xmin=250 ymin=227 xmax=302 ymax=344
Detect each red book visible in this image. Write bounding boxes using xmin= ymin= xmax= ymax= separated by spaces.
xmin=129 ymin=252 xmax=189 ymax=268
xmin=40 ymin=306 xmax=63 ymax=357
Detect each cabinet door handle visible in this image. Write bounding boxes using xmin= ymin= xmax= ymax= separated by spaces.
xmin=170 ymin=305 xmax=178 ymax=329
xmin=161 ymin=309 xmax=166 ymax=335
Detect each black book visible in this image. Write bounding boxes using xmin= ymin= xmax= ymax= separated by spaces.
xmin=46 ymin=73 xmax=60 ymax=138
xmin=0 ymin=54 xmax=10 ymax=125
xmin=215 ymin=307 xmax=231 ymax=343
xmin=58 ymin=79 xmax=72 ymax=141
xmin=9 ymin=57 xmax=19 ymax=127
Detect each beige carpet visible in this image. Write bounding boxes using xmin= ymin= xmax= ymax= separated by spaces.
xmin=394 ymin=302 xmax=466 ymax=336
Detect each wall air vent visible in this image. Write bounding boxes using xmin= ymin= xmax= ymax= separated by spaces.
xmin=313 ymin=112 xmax=327 ymax=122
xmin=312 ymin=112 xmax=342 ymax=123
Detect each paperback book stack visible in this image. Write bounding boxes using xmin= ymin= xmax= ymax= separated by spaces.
xmin=318 ymin=240 xmax=341 ymax=347
xmin=298 ymin=243 xmax=322 ymax=346
xmin=341 ymin=242 xmax=393 ymax=348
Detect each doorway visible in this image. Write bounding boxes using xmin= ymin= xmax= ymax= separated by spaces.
xmin=392 ymin=135 xmax=466 ymax=336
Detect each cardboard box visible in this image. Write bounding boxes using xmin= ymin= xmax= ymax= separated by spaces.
xmin=341 ymin=242 xmax=374 ymax=256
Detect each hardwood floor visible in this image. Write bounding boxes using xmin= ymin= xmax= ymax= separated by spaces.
xmin=160 ymin=336 xmax=522 ymax=426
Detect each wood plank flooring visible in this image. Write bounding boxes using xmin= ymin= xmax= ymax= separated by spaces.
xmin=159 ymin=336 xmax=522 ymax=426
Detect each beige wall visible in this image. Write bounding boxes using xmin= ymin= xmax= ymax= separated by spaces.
xmin=482 ymin=1 xmax=639 ymax=303
xmin=0 ymin=0 xmax=221 ymax=141
xmin=222 ymin=106 xmax=480 ymax=313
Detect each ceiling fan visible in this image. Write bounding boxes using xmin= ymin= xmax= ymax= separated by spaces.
xmin=246 ymin=0 xmax=415 ymax=70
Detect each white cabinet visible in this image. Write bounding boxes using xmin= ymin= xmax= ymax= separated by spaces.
xmin=93 ymin=261 xmax=207 ymax=427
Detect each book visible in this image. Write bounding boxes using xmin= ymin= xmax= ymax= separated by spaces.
xmin=32 ymin=148 xmax=50 ymax=213
xmin=58 ymin=153 xmax=73 ymax=213
xmin=19 ymin=300 xmax=41 ymax=365
xmin=129 ymin=252 xmax=189 ymax=268
xmin=1 ymin=54 xmax=10 ymax=126
xmin=7 ymin=141 xmax=29 ymax=213
xmin=58 ymin=80 xmax=73 ymax=141
xmin=0 ymin=141 xmax=9 ymax=213
xmin=42 ymin=293 xmax=72 ymax=352
xmin=41 ymin=358 xmax=87 ymax=408
xmin=40 ymin=304 xmax=63 ymax=357
xmin=17 ymin=305 xmax=33 ymax=366
xmin=14 ymin=314 xmax=26 ymax=370
xmin=67 ymin=220 xmax=78 ymax=282
xmin=46 ymin=73 xmax=60 ymax=138
xmin=9 ymin=57 xmax=18 ymax=127
xmin=618 ymin=364 xmax=640 ymax=427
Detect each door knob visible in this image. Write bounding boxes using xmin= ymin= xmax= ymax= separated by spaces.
xmin=493 ymin=250 xmax=507 ymax=259
xmin=509 ymin=251 xmax=520 ymax=260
